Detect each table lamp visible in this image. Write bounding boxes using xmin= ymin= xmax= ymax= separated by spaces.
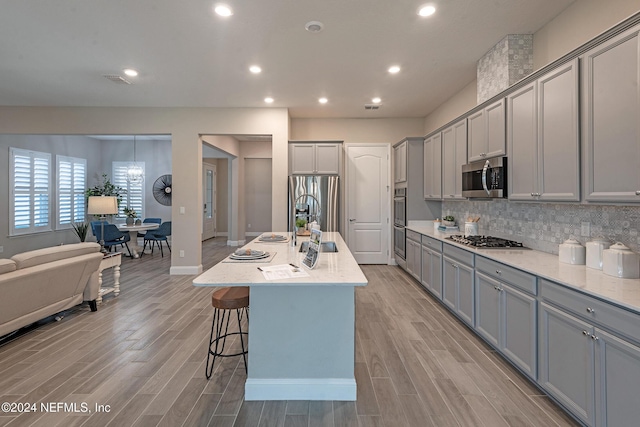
xmin=87 ymin=196 xmax=119 ymax=253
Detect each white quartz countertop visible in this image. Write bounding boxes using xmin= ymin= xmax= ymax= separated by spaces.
xmin=407 ymin=224 xmax=640 ymax=314
xmin=193 ymin=232 xmax=367 ymax=287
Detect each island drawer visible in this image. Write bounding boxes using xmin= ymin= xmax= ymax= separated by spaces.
xmin=540 ymin=279 xmax=640 ymax=344
xmin=476 ymin=256 xmax=536 ymax=295
xmin=406 ymin=229 xmax=421 ymax=243
xmin=443 ymin=243 xmax=474 ymax=267
xmin=422 ymin=235 xmax=443 ymax=252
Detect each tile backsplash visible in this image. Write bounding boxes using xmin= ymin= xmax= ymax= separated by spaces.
xmin=443 ymin=200 xmax=640 ymax=254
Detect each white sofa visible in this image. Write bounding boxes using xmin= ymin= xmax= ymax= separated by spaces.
xmin=0 ymin=242 xmax=104 ymax=337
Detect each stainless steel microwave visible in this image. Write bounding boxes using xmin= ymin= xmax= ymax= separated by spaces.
xmin=461 ymin=157 xmax=507 ymax=198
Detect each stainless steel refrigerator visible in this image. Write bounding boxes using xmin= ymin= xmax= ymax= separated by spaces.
xmin=289 ymin=176 xmax=340 ymax=233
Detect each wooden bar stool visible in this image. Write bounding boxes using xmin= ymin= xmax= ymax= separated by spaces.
xmin=205 ymin=286 xmax=249 ymax=379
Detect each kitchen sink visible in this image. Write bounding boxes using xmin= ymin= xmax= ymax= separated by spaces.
xmin=299 ymin=241 xmax=339 ymax=253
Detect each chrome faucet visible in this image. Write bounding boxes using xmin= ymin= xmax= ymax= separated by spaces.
xmin=292 ymin=193 xmax=321 ymax=246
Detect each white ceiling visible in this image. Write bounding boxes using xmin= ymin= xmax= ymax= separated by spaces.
xmin=0 ymin=0 xmax=574 ymax=119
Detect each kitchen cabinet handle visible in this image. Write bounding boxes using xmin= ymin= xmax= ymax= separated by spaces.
xmin=582 ymin=330 xmax=589 ymax=336
xmin=636 ymin=191 xmax=640 ymax=195
xmin=450 ymin=263 xmax=458 ymax=268
xmin=586 ymin=307 xmax=595 ymax=314
xmin=494 ymin=285 xmax=499 ymax=290
xmin=495 ymin=269 xmax=502 ymax=275
xmin=591 ymin=335 xmax=599 ymax=341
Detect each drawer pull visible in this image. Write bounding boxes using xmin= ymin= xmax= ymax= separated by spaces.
xmin=495 ymin=270 xmax=502 ymax=275
xmin=591 ymin=334 xmax=599 ymax=341
xmin=586 ymin=307 xmax=595 ymax=314
xmin=494 ymin=285 xmax=499 ymax=290
xmin=582 ymin=330 xmax=589 ymax=336
xmin=636 ymin=191 xmax=640 ymax=195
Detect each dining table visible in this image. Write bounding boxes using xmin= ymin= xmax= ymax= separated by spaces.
xmin=117 ymin=223 xmax=159 ymax=258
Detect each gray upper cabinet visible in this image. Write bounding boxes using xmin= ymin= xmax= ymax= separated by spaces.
xmin=423 ymin=134 xmax=442 ymax=199
xmin=442 ymin=119 xmax=468 ymax=200
xmin=468 ymin=98 xmax=506 ymax=162
xmin=582 ymin=25 xmax=640 ymax=202
xmin=393 ymin=140 xmax=408 ymax=184
xmin=508 ymin=59 xmax=579 ymax=201
xmin=289 ymin=142 xmax=342 ymax=175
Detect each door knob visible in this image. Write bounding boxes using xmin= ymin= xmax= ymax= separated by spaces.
xmin=349 ymin=218 xmax=356 ymax=222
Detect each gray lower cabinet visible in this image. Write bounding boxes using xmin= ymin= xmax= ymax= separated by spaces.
xmin=594 ymin=328 xmax=640 ymax=427
xmin=475 ymin=271 xmax=537 ymax=380
xmin=442 ymin=244 xmax=474 ymax=327
xmin=540 ymin=279 xmax=640 ymax=427
xmin=421 ymin=237 xmax=443 ymax=299
xmin=539 ymin=302 xmax=596 ymax=426
xmin=405 ymin=230 xmax=422 ymax=282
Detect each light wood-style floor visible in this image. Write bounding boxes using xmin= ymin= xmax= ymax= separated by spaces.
xmin=0 ymin=238 xmax=578 ymax=427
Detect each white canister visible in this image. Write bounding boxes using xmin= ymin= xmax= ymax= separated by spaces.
xmin=586 ymin=237 xmax=611 ymax=270
xmin=559 ymin=239 xmax=586 ymax=265
xmin=602 ymin=242 xmax=640 ymax=279
xmin=464 ymin=221 xmax=479 ymax=237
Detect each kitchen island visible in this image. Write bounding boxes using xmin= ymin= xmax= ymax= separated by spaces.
xmin=193 ymin=232 xmax=367 ymax=401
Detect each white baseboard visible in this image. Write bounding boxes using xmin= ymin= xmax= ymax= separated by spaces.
xmin=227 ymin=239 xmax=246 ymax=247
xmin=244 ymin=378 xmax=356 ymax=401
xmin=170 ymin=265 xmax=202 ymax=275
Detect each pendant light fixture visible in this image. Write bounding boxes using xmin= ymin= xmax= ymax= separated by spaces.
xmin=127 ymin=135 xmax=144 ymax=184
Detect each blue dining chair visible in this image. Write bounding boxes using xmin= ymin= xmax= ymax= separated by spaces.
xmin=137 ymin=217 xmax=162 ymax=239
xmin=142 ymin=221 xmax=171 ymax=257
xmin=102 ymin=224 xmax=132 ymax=257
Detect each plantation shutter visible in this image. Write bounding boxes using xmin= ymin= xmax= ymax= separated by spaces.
xmin=10 ymin=148 xmax=52 ymax=235
xmin=57 ymin=155 xmax=87 ymax=228
xmin=112 ymin=161 xmax=145 ymax=218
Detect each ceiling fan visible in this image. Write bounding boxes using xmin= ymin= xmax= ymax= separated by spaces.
xmin=153 ymin=174 xmax=172 ymax=206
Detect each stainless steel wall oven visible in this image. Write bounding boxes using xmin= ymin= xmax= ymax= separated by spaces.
xmin=393 ymin=188 xmax=406 ymax=260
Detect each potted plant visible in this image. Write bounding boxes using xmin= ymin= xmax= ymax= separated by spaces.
xmin=295 ymin=217 xmax=307 ymax=235
xmin=123 ymin=207 xmax=137 ymax=226
xmin=442 ymin=215 xmax=456 ymax=227
xmin=85 ymin=174 xmax=125 ymax=207
xmin=71 ymin=222 xmax=89 ymax=242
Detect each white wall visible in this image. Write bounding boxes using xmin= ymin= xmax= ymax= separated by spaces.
xmin=290 ymin=118 xmax=424 ymax=143
xmin=0 ymin=107 xmax=289 ymax=274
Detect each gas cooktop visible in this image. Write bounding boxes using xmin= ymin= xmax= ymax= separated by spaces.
xmin=446 ymin=235 xmax=528 ymax=249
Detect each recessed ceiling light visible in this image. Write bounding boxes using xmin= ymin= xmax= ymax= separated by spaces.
xmin=418 ymin=5 xmax=436 ymax=17
xmin=388 ymin=65 xmax=401 ymax=74
xmin=214 ymin=4 xmax=233 ymax=17
xmin=264 ymin=97 xmax=274 ymax=104
xmin=372 ymin=97 xmax=382 ymax=104
xmin=305 ymin=21 xmax=324 ymax=33
xmin=123 ymin=68 xmax=138 ymax=77
xmin=319 ymin=97 xmax=328 ymax=104
xmin=249 ymin=65 xmax=262 ymax=74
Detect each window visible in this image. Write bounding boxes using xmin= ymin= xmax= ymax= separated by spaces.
xmin=112 ymin=161 xmax=145 ymax=218
xmin=10 ymin=148 xmax=52 ymax=235
xmin=56 ymin=155 xmax=87 ymax=228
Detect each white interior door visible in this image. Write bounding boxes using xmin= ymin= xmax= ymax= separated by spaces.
xmin=346 ymin=145 xmax=390 ymax=264
xmin=202 ymin=163 xmax=216 ymax=240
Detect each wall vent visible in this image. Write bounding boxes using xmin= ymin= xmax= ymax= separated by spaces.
xmin=102 ymin=74 xmax=132 ymax=84
xmin=364 ymin=104 xmax=381 ymax=110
